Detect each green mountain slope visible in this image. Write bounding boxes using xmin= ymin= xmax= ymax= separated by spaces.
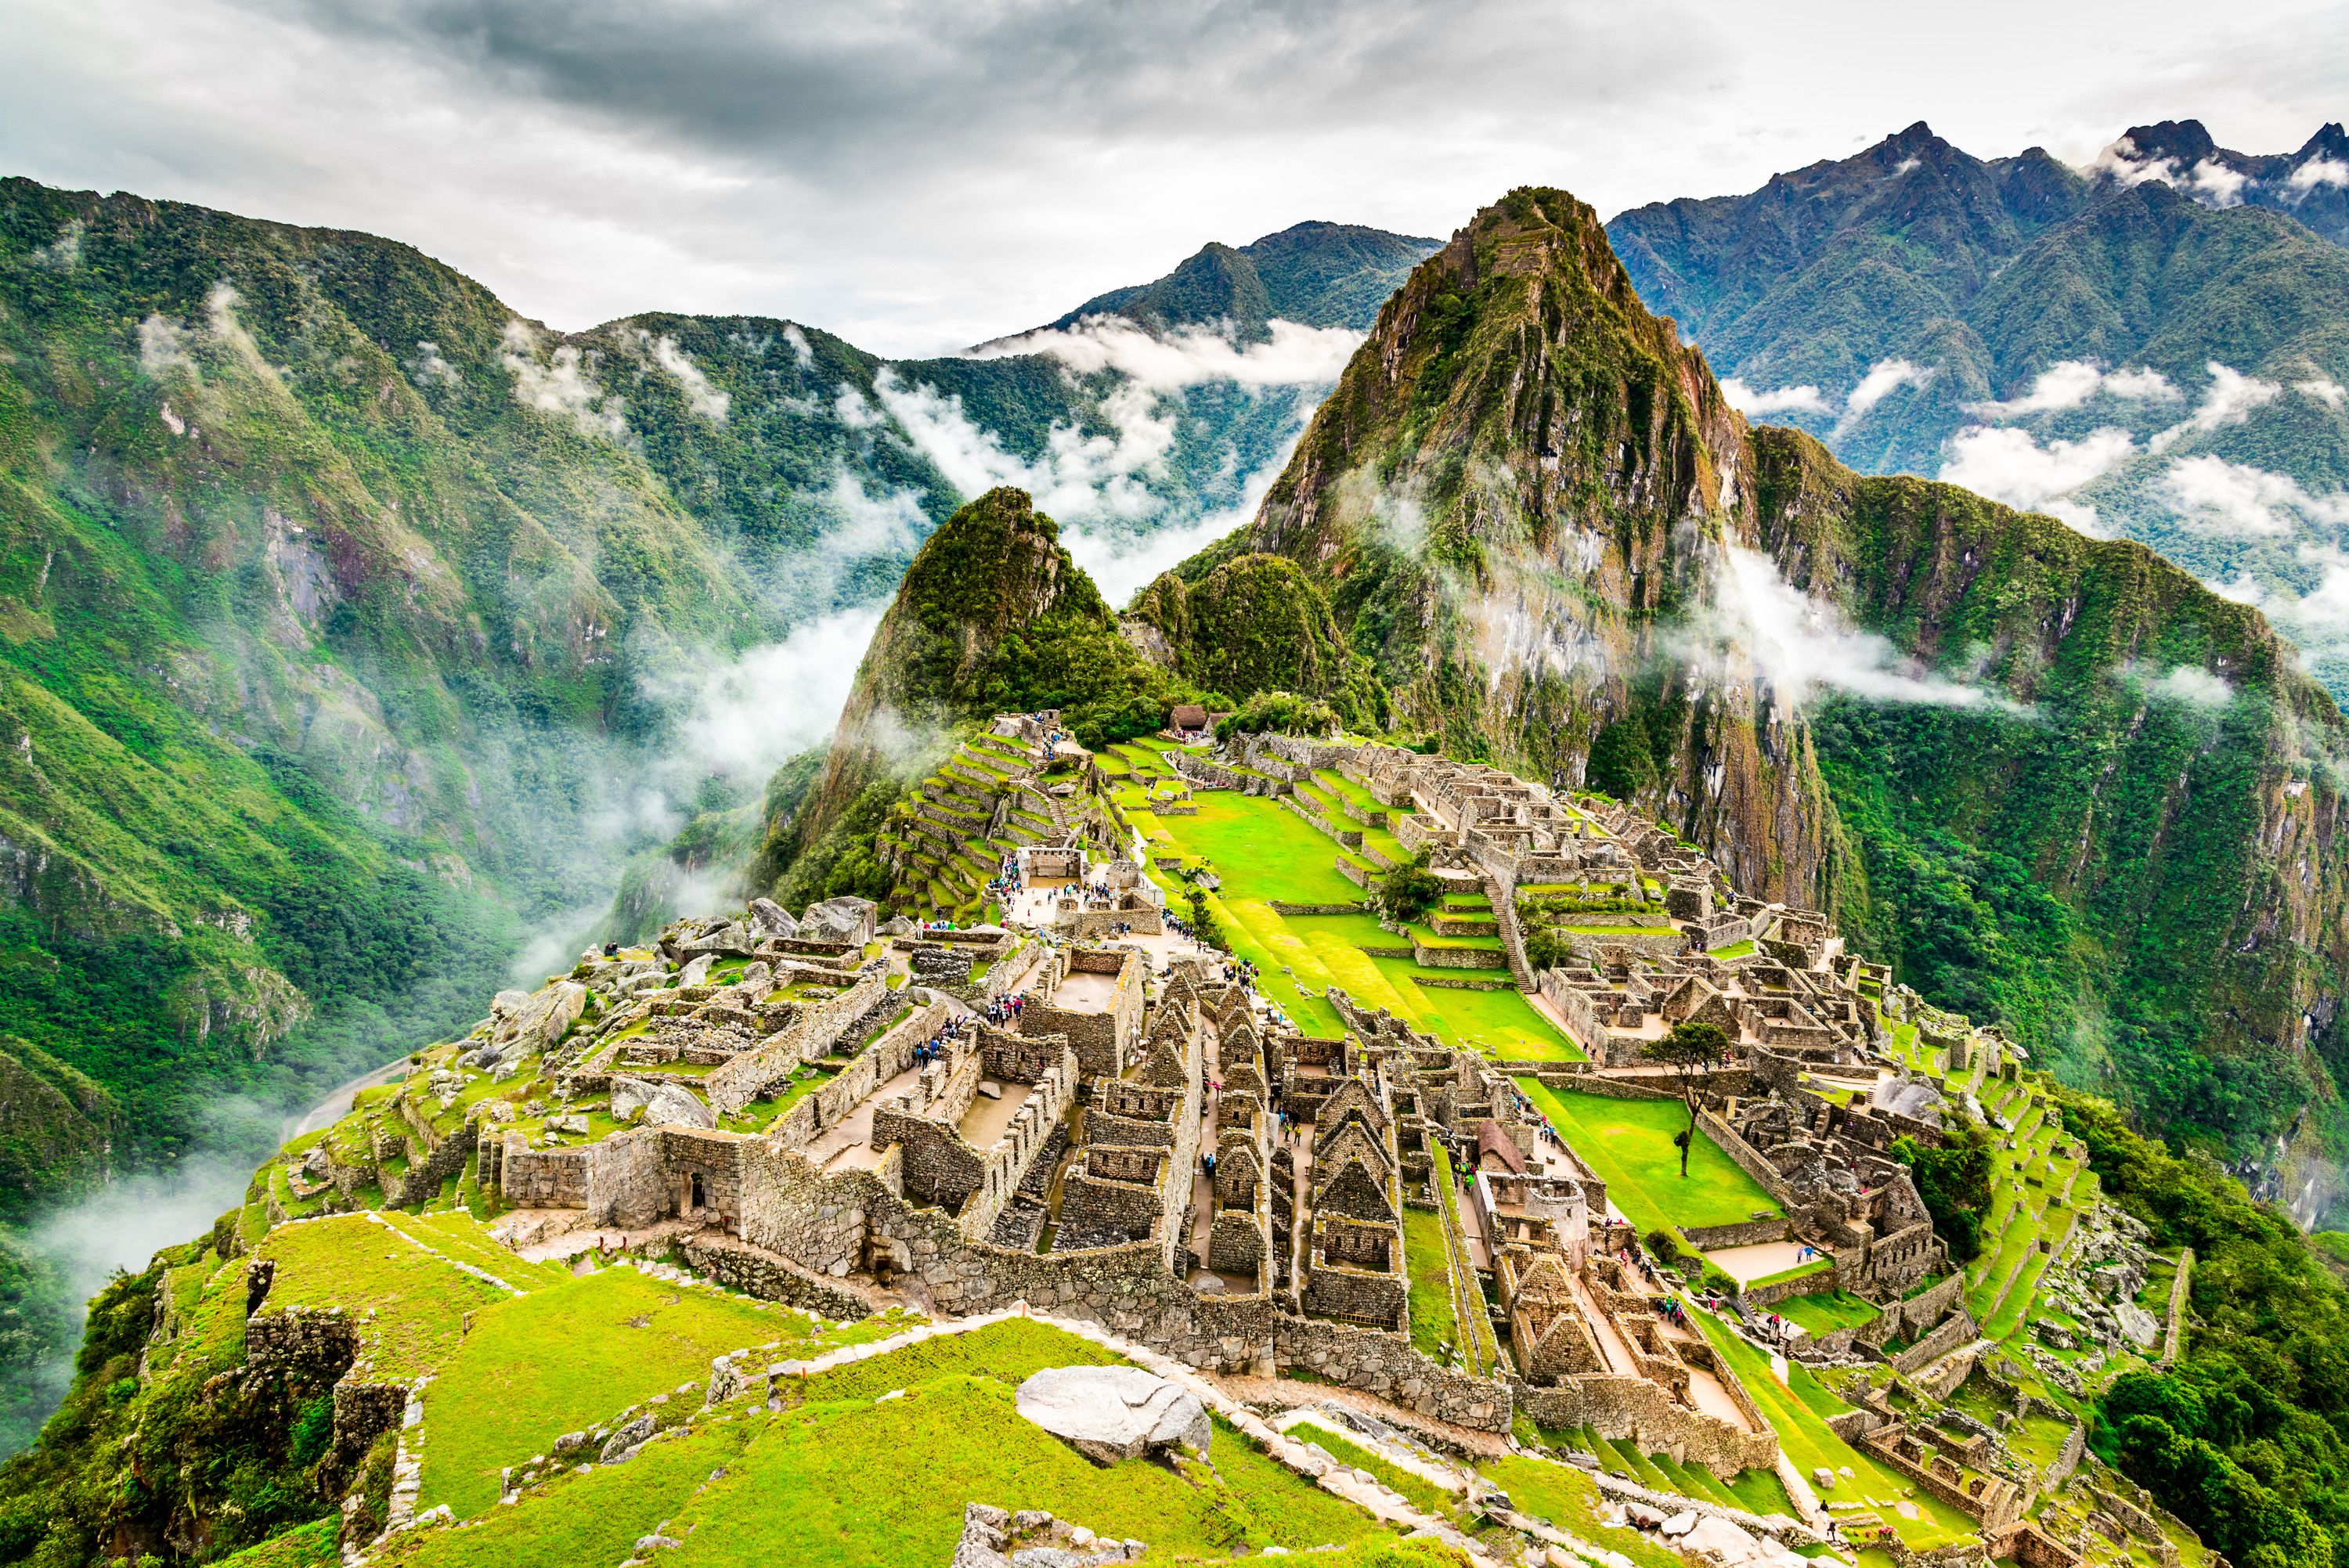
xmin=1131 ymin=184 xmax=2349 ymax=1164
xmin=1607 ymin=125 xmax=2349 ymax=696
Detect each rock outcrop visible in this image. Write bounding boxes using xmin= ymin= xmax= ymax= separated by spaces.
xmin=1013 ymin=1366 xmax=1211 ymax=1465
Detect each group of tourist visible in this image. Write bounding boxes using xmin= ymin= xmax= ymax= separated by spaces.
xmin=987 ymin=852 xmax=1024 ymax=903
xmin=911 ymin=1013 xmax=972 ymax=1067
xmin=980 ymin=991 xmax=1030 ymax=1027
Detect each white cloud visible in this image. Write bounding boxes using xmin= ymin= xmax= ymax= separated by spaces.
xmin=1939 ymin=424 xmax=2137 ymax=510
xmin=2086 ymin=135 xmax=2177 ymax=189
xmin=2162 ymin=455 xmax=2349 ymax=537
xmin=31 ymin=217 xmax=82 ymax=269
xmin=781 ymin=323 xmax=814 ymax=368
xmin=138 ymin=312 xmax=192 ymax=377
xmin=2086 ymin=138 xmax=2257 ymax=209
xmin=660 ymin=604 xmax=885 ymax=782
xmin=2149 ymin=361 xmax=2283 ymax=453
xmin=2297 ymin=377 xmax=2347 ymax=408
xmin=1889 ymin=155 xmax=1920 ymax=176
xmin=1061 ymin=442 xmax=1297 ymax=606
xmin=2143 ymin=663 xmax=2234 ymax=708
xmin=972 ymin=315 xmax=1362 ymax=390
xmin=2186 ymin=157 xmax=2251 ymax=207
xmin=410 ymin=339 xmax=462 ymax=386
xmin=2042 ymin=499 xmax=2109 ymax=537
xmin=1699 ymin=545 xmax=2026 ymax=715
xmin=1720 ymin=377 xmax=1831 ymax=417
xmin=873 ymin=368 xmax=1174 ymax=524
xmin=1963 ymin=359 xmax=2181 ymax=420
xmin=1842 ymin=357 xmax=1934 ymax=420
xmin=2289 ymin=157 xmax=2349 ymax=195
xmin=2102 ymin=366 xmax=2182 ymax=402
xmin=499 ymin=319 xmax=627 ymax=439
xmin=645 ymin=332 xmax=731 ymax=423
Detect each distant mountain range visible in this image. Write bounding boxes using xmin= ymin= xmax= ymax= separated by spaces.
xmin=1607 ymin=120 xmax=2349 ymax=694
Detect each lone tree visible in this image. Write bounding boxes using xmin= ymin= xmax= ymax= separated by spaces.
xmin=1642 ymin=1020 xmax=1730 ymax=1177
xmin=1375 ymin=851 xmax=1445 ymax=926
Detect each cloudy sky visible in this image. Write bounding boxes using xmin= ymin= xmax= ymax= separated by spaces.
xmin=6 ymin=0 xmax=2347 ymax=355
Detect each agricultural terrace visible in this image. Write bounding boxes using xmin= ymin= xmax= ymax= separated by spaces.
xmin=1693 ymin=1314 xmax=1981 ymax=1551
xmin=1881 ymin=1021 xmax=2116 ymax=1411
xmin=1102 ymin=744 xmax=1580 ymax=1062
xmin=1512 ymin=1079 xmax=1780 ymax=1237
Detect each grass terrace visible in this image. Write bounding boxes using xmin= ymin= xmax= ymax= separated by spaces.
xmin=419 ymin=1263 xmax=911 ymax=1519
xmin=1511 ymin=1080 xmax=1779 ymax=1235
xmin=1694 ymin=1313 xmax=1979 ymax=1550
xmin=1127 ymin=791 xmax=1579 ymax=1059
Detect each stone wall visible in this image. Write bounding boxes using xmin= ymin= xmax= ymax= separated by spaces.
xmin=1056 ymin=908 xmax=1164 ymax=940
xmin=705 ymin=962 xmax=891 ymax=1112
xmin=1514 ymin=1372 xmax=1780 ymax=1477
xmin=584 ymin=1127 xmax=670 ymax=1228
xmin=244 ymin=1305 xmax=359 ymax=1383
xmin=1697 ymin=1108 xmax=1800 ymax=1209
xmin=1272 ymin=1314 xmax=1509 ymax=1431
xmin=676 ymin=1235 xmax=875 ymax=1321
xmin=1682 ymin=1216 xmax=1795 ymax=1251
xmin=769 ymin=1000 xmax=956 ymax=1154
xmin=500 ymin=1140 xmax=587 ymax=1209
xmin=1886 ymin=1303 xmax=1979 ymax=1375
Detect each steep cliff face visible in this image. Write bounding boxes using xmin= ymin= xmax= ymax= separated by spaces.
xmin=1143 ymin=184 xmax=2349 ymax=1152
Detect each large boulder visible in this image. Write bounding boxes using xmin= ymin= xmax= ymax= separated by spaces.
xmin=799 ymin=896 xmax=879 ymax=946
xmin=748 ymin=898 xmax=799 ymax=939
xmin=489 ymin=981 xmax=587 ymax=1057
xmin=680 ymin=921 xmax=755 ymax=958
xmin=1014 ymin=1366 xmax=1210 ymax=1465
xmin=611 ymin=1077 xmax=715 ymax=1130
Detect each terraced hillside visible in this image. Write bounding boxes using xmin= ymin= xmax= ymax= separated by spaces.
xmin=1089 ymin=739 xmax=1575 ymax=1059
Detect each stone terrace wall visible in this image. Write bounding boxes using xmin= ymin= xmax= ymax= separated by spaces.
xmin=1698 ymin=1108 xmax=1800 ymax=1209
xmin=1059 ymin=908 xmax=1164 ymax=940
xmin=769 ymin=999 xmax=956 ymax=1153
xmin=1515 ymin=1372 xmax=1779 ymax=1477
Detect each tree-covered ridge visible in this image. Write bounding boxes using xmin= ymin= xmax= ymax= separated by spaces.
xmin=1126 ymin=553 xmax=1388 ymax=730
xmin=760 ymin=488 xmax=1189 ymax=907
xmin=1044 ymin=221 xmax=1442 ymax=339
xmin=2062 ymin=1085 xmax=2349 ymax=1568
xmin=1135 ymin=179 xmax=2349 ymax=1166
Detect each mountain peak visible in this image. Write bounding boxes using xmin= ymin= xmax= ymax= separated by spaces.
xmin=2120 ymin=118 xmax=2219 ymax=165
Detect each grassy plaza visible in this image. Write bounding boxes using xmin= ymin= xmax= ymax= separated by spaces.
xmin=1511 ymin=1078 xmax=1780 ymax=1235
xmin=1104 ymin=752 xmax=1582 ymax=1061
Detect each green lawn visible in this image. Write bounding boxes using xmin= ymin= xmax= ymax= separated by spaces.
xmin=420 ymin=1265 xmax=900 ymax=1519
xmin=1285 ymin=1419 xmax=1455 ymax=1516
xmin=1138 ymin=795 xmax=1579 ymax=1058
xmin=1772 ymin=1290 xmax=1881 ymax=1336
xmin=1402 ymin=1208 xmax=1462 ymax=1360
xmin=1513 ymin=1080 xmax=1778 ymax=1233
xmin=654 ymin=1319 xmax=1393 ymax=1566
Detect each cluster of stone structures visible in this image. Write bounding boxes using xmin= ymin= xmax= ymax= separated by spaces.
xmin=279 ymin=715 xmax=2200 ymax=1566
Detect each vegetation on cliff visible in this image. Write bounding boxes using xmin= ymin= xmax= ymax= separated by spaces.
xmin=2066 ymin=1086 xmax=2349 ymax=1567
